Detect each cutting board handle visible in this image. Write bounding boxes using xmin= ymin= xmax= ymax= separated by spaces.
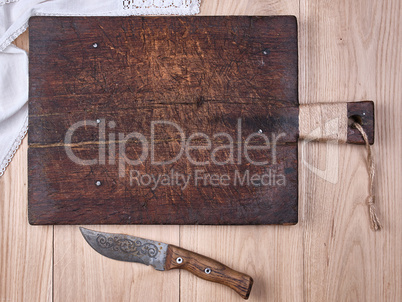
xmin=299 ymin=101 xmax=374 ymax=145
xmin=346 ymin=101 xmax=374 ymax=145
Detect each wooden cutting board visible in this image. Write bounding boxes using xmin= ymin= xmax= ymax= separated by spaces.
xmin=28 ymin=16 xmax=373 ymax=225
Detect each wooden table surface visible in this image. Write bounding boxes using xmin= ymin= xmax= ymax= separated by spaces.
xmin=1 ymin=0 xmax=401 ymax=301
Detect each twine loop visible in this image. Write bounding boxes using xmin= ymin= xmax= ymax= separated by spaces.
xmin=299 ymin=102 xmax=381 ymax=231
xmin=353 ymin=122 xmax=382 ymax=231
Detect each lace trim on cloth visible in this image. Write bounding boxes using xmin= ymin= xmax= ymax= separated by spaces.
xmin=116 ymin=0 xmax=200 ymax=13
xmin=34 ymin=1 xmax=200 ymax=16
xmin=0 ymin=0 xmax=19 ymax=6
xmin=121 ymin=0 xmax=197 ymax=8
xmin=0 ymin=21 xmax=29 ymax=52
xmin=0 ymin=115 xmax=28 ymax=177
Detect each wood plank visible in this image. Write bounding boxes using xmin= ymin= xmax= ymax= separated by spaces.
xmin=0 ymin=138 xmax=52 ymax=302
xmin=300 ymin=0 xmax=402 ymax=301
xmin=28 ymin=16 xmax=299 ymax=225
xmin=180 ymin=1 xmax=302 ymax=301
xmin=0 ymin=36 xmax=53 ymax=299
xmin=53 ymin=225 xmax=180 ymax=301
xmin=1 ymin=1 xmax=401 ymax=301
xmin=180 ymin=225 xmax=303 ymax=301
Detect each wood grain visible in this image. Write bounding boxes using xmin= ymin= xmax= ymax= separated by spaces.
xmin=179 ymin=225 xmax=303 ymax=301
xmin=0 ymin=38 xmax=53 ymax=300
xmin=181 ymin=2 xmax=303 ymax=301
xmin=0 ymin=0 xmax=401 ymax=301
xmin=299 ymin=0 xmax=402 ymax=301
xmin=0 ymin=138 xmax=52 ymax=302
xmin=53 ymin=225 xmax=179 ymax=302
xmin=165 ymin=244 xmax=253 ymax=299
xmin=27 ymin=15 xmax=375 ymax=227
xmin=28 ymin=16 xmax=299 ymax=225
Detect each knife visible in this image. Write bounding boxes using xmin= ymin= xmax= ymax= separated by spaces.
xmin=80 ymin=227 xmax=253 ymax=299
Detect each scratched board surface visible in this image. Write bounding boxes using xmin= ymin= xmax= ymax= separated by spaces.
xmin=28 ymin=16 xmax=299 ymax=224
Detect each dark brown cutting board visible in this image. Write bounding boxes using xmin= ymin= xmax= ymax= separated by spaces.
xmin=28 ymin=16 xmax=372 ymax=225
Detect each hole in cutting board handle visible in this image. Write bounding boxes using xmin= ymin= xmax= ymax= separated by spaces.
xmin=348 ymin=114 xmax=363 ymax=126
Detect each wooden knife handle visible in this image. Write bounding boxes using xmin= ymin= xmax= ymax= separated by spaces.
xmin=165 ymin=245 xmax=253 ymax=299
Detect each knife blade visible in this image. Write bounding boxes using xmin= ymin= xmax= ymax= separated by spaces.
xmin=80 ymin=227 xmax=253 ymax=299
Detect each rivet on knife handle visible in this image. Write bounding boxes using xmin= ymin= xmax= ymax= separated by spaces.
xmin=165 ymin=245 xmax=253 ymax=299
xmin=80 ymin=228 xmax=253 ymax=299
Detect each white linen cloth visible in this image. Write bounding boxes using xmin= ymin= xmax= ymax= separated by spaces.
xmin=0 ymin=0 xmax=200 ymax=176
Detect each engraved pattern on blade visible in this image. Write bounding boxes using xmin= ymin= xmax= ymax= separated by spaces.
xmin=80 ymin=228 xmax=168 ymax=271
xmin=97 ymin=234 xmax=159 ymax=260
